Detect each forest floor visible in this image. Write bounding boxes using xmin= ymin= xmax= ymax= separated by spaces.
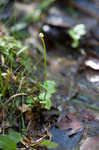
xmin=0 ymin=0 xmax=99 ymax=150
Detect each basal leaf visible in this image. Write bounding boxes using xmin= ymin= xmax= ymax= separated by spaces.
xmin=0 ymin=136 xmax=16 ymax=150
xmin=8 ymin=130 xmax=21 ymax=144
xmin=41 ymin=80 xmax=56 ymax=94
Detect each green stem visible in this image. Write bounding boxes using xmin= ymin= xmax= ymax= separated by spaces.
xmin=0 ymin=67 xmax=3 ymax=92
xmin=41 ymin=37 xmax=47 ymax=81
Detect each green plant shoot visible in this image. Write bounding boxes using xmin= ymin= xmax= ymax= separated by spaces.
xmin=39 ymin=80 xmax=56 ymax=109
xmin=39 ymin=33 xmax=56 ymax=109
xmin=68 ymin=24 xmax=86 ymax=48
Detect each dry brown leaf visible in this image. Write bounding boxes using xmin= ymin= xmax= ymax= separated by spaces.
xmin=18 ymin=104 xmax=31 ymax=113
xmin=57 ymin=113 xmax=83 ymax=133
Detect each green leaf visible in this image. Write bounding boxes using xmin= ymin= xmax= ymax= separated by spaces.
xmin=39 ymin=80 xmax=56 ymax=109
xmin=39 ymin=92 xmax=51 ymax=101
xmin=39 ymin=92 xmax=51 ymax=109
xmin=26 ymin=97 xmax=33 ymax=104
xmin=41 ymin=140 xmax=58 ymax=149
xmin=45 ymin=99 xmax=51 ymax=110
xmin=69 ymin=24 xmax=86 ymax=40
xmin=0 ymin=136 xmax=16 ymax=150
xmin=73 ymin=24 xmax=86 ymax=39
xmin=8 ymin=130 xmax=21 ymax=144
xmin=41 ymin=80 xmax=56 ymax=94
xmin=68 ymin=24 xmax=86 ymax=48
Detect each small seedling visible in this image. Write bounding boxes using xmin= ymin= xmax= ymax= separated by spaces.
xmin=26 ymin=80 xmax=56 ymax=110
xmin=26 ymin=33 xmax=56 ymax=110
xmin=39 ymin=33 xmax=56 ymax=109
xmin=68 ymin=24 xmax=86 ymax=48
xmin=39 ymin=80 xmax=56 ymax=109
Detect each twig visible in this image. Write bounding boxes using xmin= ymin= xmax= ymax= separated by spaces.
xmin=70 ymin=1 xmax=99 ymax=20
xmin=72 ymin=99 xmax=99 ymax=111
xmin=3 ymin=93 xmax=27 ymax=105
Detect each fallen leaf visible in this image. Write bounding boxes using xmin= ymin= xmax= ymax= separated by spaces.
xmin=57 ymin=113 xmax=83 ymax=133
xmin=18 ymin=104 xmax=31 ymax=113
